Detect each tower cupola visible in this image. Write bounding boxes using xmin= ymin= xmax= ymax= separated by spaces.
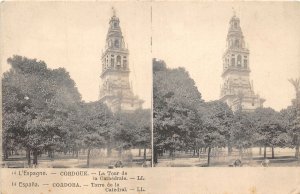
xmin=227 ymin=15 xmax=245 ymax=50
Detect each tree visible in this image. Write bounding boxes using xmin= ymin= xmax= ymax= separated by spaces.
xmin=116 ymin=109 xmax=151 ymax=161
xmin=2 ymin=55 xmax=81 ymax=165
xmin=281 ymin=105 xmax=299 ymax=158
xmin=112 ymin=116 xmax=135 ymax=158
xmin=288 ymin=78 xmax=300 ymax=158
xmin=252 ymin=108 xmax=288 ymax=159
xmin=201 ymin=101 xmax=233 ymax=166
xmin=231 ymin=111 xmax=255 ymax=157
xmin=78 ymin=101 xmax=112 ymax=167
xmin=153 ymin=59 xmax=204 ymax=163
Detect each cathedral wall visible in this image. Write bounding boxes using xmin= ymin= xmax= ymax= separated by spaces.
xmin=121 ymin=101 xmax=142 ymax=111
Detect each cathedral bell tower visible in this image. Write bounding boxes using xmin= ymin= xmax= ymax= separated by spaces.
xmin=220 ymin=14 xmax=265 ymax=112
xmin=99 ymin=8 xmax=144 ymax=113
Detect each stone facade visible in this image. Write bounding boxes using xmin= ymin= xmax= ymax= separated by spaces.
xmin=99 ymin=9 xmax=143 ymax=113
xmin=220 ymin=14 xmax=265 ymax=112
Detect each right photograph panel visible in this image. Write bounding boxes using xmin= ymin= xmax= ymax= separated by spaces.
xmin=152 ymin=2 xmax=300 ymax=167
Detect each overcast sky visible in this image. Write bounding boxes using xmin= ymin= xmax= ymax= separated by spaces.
xmin=152 ymin=2 xmax=300 ymax=111
xmin=1 ymin=2 xmax=152 ymax=108
xmin=1 ymin=2 xmax=300 ymax=111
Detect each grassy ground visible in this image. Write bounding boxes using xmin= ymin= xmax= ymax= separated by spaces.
xmin=156 ymin=148 xmax=300 ymax=167
xmin=2 ymin=149 xmax=152 ymax=168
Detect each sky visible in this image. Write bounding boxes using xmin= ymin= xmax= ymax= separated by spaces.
xmin=1 ymin=2 xmax=152 ymax=108
xmin=152 ymin=2 xmax=300 ymax=111
xmin=1 ymin=2 xmax=300 ymax=111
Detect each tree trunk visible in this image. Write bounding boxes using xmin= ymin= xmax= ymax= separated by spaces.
xmin=154 ymin=147 xmax=158 ymax=164
xmin=33 ymin=150 xmax=38 ymax=166
xmin=228 ymin=146 xmax=232 ymax=156
xmin=87 ymin=148 xmax=91 ymax=167
xmin=295 ymin=145 xmax=299 ymax=159
xmin=207 ymin=147 xmax=211 ymax=167
xmin=259 ymin=147 xmax=262 ymax=155
xmin=139 ymin=148 xmax=141 ymax=157
xmin=168 ymin=148 xmax=176 ymax=159
xmin=4 ymin=148 xmax=8 ymax=160
xmin=26 ymin=148 xmax=31 ymax=166
xmin=143 ymin=147 xmax=147 ymax=161
xmin=271 ymin=146 xmax=275 ymax=159
xmin=107 ymin=143 xmax=112 ymax=157
xmin=119 ymin=147 xmax=123 ymax=158
xmin=169 ymin=149 xmax=173 ymax=157
xmin=249 ymin=147 xmax=253 ymax=160
xmin=264 ymin=146 xmax=267 ymax=159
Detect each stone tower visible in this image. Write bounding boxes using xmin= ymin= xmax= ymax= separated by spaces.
xmin=99 ymin=8 xmax=144 ymax=113
xmin=220 ymin=14 xmax=265 ymax=112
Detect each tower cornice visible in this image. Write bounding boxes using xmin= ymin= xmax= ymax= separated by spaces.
xmin=101 ymin=48 xmax=129 ymax=59
xmin=100 ymin=68 xmax=130 ymax=78
xmin=222 ymin=67 xmax=250 ymax=77
xmin=223 ymin=48 xmax=249 ymax=57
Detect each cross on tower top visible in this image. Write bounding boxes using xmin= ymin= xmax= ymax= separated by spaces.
xmin=232 ymin=7 xmax=236 ymax=17
xmin=112 ymin=7 xmax=116 ymax=17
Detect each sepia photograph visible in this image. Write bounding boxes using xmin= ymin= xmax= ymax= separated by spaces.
xmin=1 ymin=2 xmax=152 ymax=168
xmin=153 ymin=2 xmax=300 ymax=167
xmin=1 ymin=1 xmax=300 ymax=194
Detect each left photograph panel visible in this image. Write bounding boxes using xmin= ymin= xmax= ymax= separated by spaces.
xmin=1 ymin=2 xmax=152 ymax=168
